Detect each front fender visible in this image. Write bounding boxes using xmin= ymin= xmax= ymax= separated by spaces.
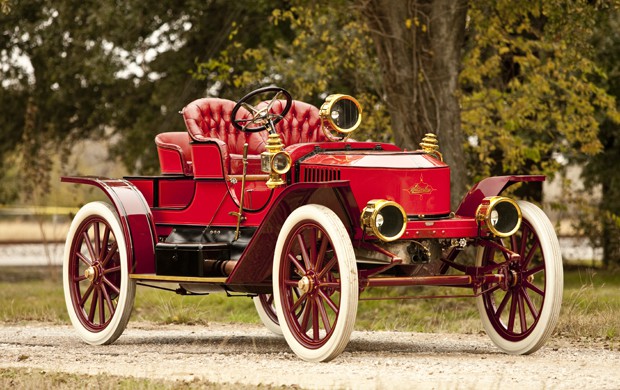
xmin=226 ymin=181 xmax=359 ymax=285
xmin=455 ymin=175 xmax=545 ymax=217
xmin=61 ymin=176 xmax=157 ymax=273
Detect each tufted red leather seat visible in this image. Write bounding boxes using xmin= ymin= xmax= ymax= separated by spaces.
xmin=154 ymin=132 xmax=193 ymax=175
xmin=177 ymin=97 xmax=328 ymax=175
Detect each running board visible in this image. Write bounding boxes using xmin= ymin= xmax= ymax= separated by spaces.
xmin=129 ymin=274 xmax=227 ymax=284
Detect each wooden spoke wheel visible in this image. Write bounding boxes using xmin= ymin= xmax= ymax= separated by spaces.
xmin=63 ymin=202 xmax=135 ymax=345
xmin=476 ymin=201 xmax=563 ymax=354
xmin=253 ymin=294 xmax=283 ymax=336
xmin=273 ymin=204 xmax=358 ymax=362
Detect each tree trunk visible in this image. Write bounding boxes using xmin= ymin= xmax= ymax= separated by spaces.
xmin=360 ymin=0 xmax=468 ymax=208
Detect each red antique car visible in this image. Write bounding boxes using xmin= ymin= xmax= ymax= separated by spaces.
xmin=62 ymin=86 xmax=563 ymax=362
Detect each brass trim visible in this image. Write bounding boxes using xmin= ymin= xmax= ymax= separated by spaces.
xmin=271 ymin=151 xmax=292 ymax=174
xmin=228 ymin=174 xmax=270 ymax=182
xmin=319 ymin=94 xmax=362 ymax=140
xmin=419 ymin=133 xmax=443 ymax=161
xmin=475 ymin=196 xmax=522 ymax=237
xmin=130 ymin=274 xmax=228 ymax=283
xmin=361 ymin=199 xmax=407 ymax=242
xmin=261 ymin=133 xmax=288 ymax=188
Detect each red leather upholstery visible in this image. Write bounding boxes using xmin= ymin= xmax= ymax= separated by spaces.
xmin=155 ymin=132 xmax=193 ymax=175
xmin=179 ymin=97 xmax=327 ymax=175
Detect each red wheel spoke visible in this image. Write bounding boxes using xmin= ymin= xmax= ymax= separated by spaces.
xmin=516 ymin=289 xmax=527 ymax=332
xmin=98 ymin=288 xmax=105 ymax=325
xmin=524 ymin=280 xmax=544 ymax=297
xmin=93 ymin=222 xmax=101 ymax=260
xmin=319 ymin=282 xmax=341 ymax=290
xmin=317 ymin=256 xmax=338 ymax=279
xmin=507 ymin=292 xmax=518 ymax=333
xmin=284 ymin=279 xmax=300 ymax=287
xmin=308 ymin=228 xmax=317 ymax=267
xmin=520 ymin=286 xmax=539 ymax=319
xmin=77 ymin=251 xmax=92 ymax=267
xmin=79 ymin=283 xmax=95 ymax=307
xmin=316 ymin=296 xmax=332 ymax=334
xmin=73 ymin=274 xmax=88 ymax=283
xmin=101 ymin=283 xmax=115 ymax=316
xmin=315 ymin=234 xmax=328 ymax=273
xmin=524 ymin=263 xmax=545 ymax=277
xmin=317 ymin=288 xmax=339 ymax=314
xmin=311 ymin=299 xmax=319 ymax=340
xmin=101 ymin=241 xmax=118 ymax=267
xmin=291 ymin=291 xmax=308 ymax=312
xmin=287 ymin=253 xmax=306 ymax=274
xmin=510 ymin=234 xmax=518 ymax=253
xmin=103 ymin=277 xmax=120 ymax=296
xmin=83 ymin=231 xmax=97 ymax=264
xmin=495 ymin=290 xmax=512 ymax=319
xmin=102 ymin=265 xmax=121 ymax=275
xmin=296 ymin=233 xmax=311 ymax=270
xmin=299 ymin=296 xmax=312 ymax=331
xmin=87 ymin=286 xmax=98 ymax=323
xmin=523 ymin=240 xmax=540 ymax=269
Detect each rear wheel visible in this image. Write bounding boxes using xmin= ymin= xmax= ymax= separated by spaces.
xmin=253 ymin=294 xmax=283 ymax=335
xmin=476 ymin=201 xmax=563 ymax=354
xmin=273 ymin=204 xmax=358 ymax=362
xmin=63 ymin=201 xmax=135 ymax=345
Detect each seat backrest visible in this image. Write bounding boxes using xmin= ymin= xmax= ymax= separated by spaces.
xmin=154 ymin=132 xmax=193 ymax=175
xmin=182 ymin=97 xmax=260 ymax=156
xmin=182 ymin=97 xmax=327 ymax=154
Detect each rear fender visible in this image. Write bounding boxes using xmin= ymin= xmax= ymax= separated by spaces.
xmin=456 ymin=175 xmax=545 ymax=217
xmin=61 ymin=176 xmax=157 ymax=273
xmin=226 ymin=181 xmax=359 ymax=285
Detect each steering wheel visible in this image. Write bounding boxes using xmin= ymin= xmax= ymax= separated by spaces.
xmin=231 ymin=86 xmax=292 ymax=133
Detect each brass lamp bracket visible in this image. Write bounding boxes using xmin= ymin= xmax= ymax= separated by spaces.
xmin=262 ymin=133 xmax=288 ymax=189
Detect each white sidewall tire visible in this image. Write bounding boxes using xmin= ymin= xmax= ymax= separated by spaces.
xmin=476 ymin=201 xmax=563 ymax=355
xmin=273 ymin=204 xmax=358 ymax=362
xmin=253 ymin=295 xmax=283 ymax=336
xmin=63 ymin=201 xmax=136 ymax=345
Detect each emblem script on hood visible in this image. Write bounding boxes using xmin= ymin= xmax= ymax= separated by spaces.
xmin=406 ymin=174 xmax=435 ymax=197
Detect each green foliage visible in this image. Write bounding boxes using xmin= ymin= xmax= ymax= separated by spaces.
xmin=460 ymin=0 xmax=620 ymax=183
xmin=192 ymin=0 xmax=391 ymax=142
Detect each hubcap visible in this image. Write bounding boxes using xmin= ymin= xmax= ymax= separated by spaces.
xmin=84 ymin=266 xmax=97 ymax=282
xmin=298 ymin=276 xmax=313 ymax=294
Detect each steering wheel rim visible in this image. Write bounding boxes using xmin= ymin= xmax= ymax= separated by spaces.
xmin=231 ymin=86 xmax=293 ymax=133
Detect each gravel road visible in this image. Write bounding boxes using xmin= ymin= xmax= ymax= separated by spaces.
xmin=0 ymin=323 xmax=618 ymax=389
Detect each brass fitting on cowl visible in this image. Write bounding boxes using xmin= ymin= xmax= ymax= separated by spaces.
xmin=419 ymin=133 xmax=443 ymax=161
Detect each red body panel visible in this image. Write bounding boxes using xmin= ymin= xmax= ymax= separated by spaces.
xmin=456 ymin=175 xmax=546 ymax=217
xmin=300 ymin=152 xmax=451 ymax=216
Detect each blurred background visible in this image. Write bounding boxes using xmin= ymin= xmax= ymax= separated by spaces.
xmin=0 ymin=0 xmax=619 ymax=270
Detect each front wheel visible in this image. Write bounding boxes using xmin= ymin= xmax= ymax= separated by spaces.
xmin=476 ymin=201 xmax=563 ymax=354
xmin=273 ymin=204 xmax=358 ymax=362
xmin=63 ymin=201 xmax=135 ymax=345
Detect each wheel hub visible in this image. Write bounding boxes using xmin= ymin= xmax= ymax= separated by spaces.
xmin=298 ymin=276 xmax=314 ymax=294
xmin=84 ymin=265 xmax=99 ymax=282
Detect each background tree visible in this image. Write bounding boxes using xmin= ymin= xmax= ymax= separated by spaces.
xmin=580 ymin=6 xmax=620 ymax=268
xmin=0 ymin=0 xmax=290 ymax=204
xmin=460 ymin=0 xmax=619 ymax=198
xmin=359 ymin=0 xmax=468 ymax=208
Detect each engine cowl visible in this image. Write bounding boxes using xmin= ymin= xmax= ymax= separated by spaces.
xmin=299 ymin=151 xmax=451 ymax=217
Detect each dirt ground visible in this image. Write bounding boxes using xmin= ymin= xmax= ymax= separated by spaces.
xmin=0 ymin=322 xmax=618 ymax=389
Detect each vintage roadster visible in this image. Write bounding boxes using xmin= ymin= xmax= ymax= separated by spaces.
xmin=62 ymin=86 xmax=563 ymax=362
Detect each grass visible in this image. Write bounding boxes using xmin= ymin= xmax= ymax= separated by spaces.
xmin=0 ymin=265 xmax=618 ymax=341
xmin=0 ymin=367 xmax=282 ymax=389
